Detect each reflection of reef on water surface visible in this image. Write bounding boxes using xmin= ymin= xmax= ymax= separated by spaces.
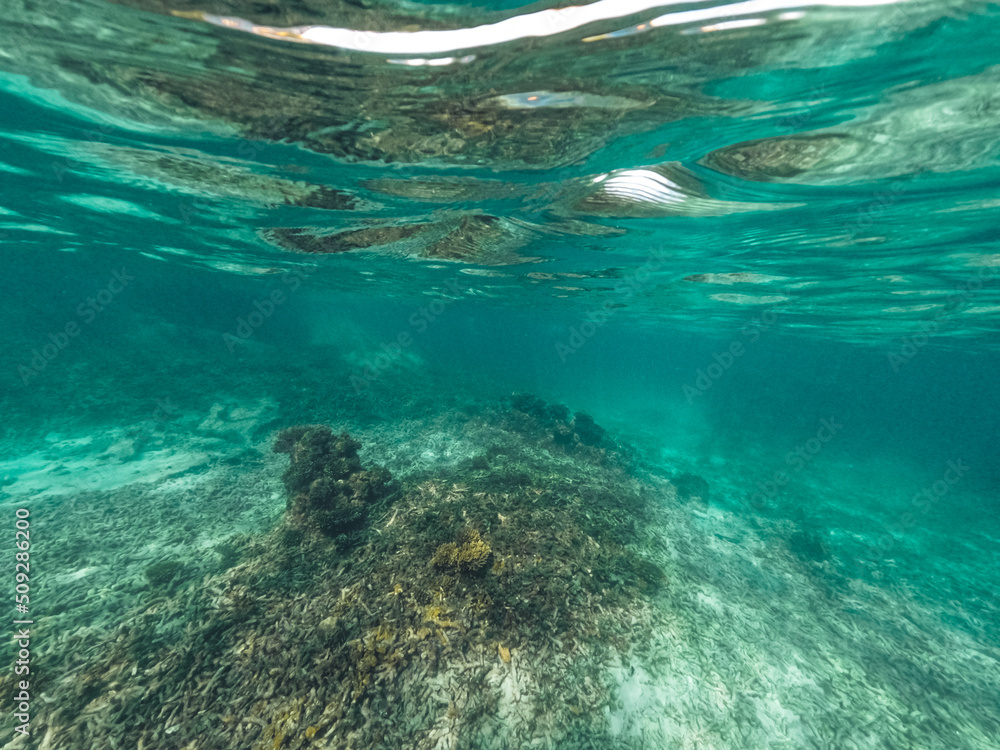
xmin=260 ymin=214 xmax=542 ymax=265
xmin=7 ymin=0 xmax=990 ymax=184
xmin=701 ymin=68 xmax=1000 ymax=184
xmin=25 ymin=399 xmax=672 ymax=748
xmin=4 ymin=0 xmax=738 ymax=171
xmin=68 ymin=61 xmax=698 ymax=169
xmin=566 ymin=162 xmax=793 ymax=218
xmin=86 ymin=145 xmax=364 ymax=211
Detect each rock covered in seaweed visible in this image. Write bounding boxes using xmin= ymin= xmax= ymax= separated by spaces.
xmin=508 ymin=392 xmax=628 ymax=466
xmin=273 ymin=425 xmax=391 ymax=537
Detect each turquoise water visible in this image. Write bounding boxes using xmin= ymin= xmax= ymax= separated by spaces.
xmin=1 ymin=0 xmax=999 ymax=747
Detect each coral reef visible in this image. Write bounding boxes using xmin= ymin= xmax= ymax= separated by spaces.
xmin=21 ymin=397 xmax=998 ymax=749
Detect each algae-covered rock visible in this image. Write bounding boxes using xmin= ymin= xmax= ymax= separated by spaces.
xmin=508 ymin=393 xmax=626 ymax=465
xmin=273 ymin=425 xmax=391 ymax=537
xmin=572 ymin=412 xmax=605 ymax=447
xmin=511 ymin=392 xmax=550 ymax=420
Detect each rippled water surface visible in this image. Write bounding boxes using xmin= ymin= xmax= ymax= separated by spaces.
xmin=5 ymin=0 xmax=1000 ymax=337
xmin=1 ymin=0 xmax=998 ymax=748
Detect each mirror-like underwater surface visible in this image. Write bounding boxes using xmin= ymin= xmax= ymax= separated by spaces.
xmin=0 ymin=0 xmax=998 ymax=747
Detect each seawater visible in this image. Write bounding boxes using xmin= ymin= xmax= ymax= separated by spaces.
xmin=0 ymin=0 xmax=998 ymax=748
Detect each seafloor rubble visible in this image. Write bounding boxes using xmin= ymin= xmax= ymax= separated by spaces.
xmin=20 ymin=399 xmax=672 ymax=749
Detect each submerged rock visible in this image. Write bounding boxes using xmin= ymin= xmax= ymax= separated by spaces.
xmin=572 ymin=412 xmax=606 ymax=447
xmin=673 ymin=472 xmax=710 ymax=502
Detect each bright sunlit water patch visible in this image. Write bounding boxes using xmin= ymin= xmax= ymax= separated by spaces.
xmin=0 ymin=0 xmax=998 ymax=747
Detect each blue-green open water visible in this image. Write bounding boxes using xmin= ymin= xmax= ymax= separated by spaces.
xmin=1 ymin=0 xmax=998 ymax=747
